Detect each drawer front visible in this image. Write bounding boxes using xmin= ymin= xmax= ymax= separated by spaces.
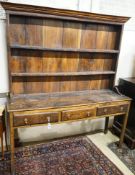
xmin=13 ymin=112 xmax=59 ymax=127
xmin=62 ymin=107 xmax=96 ymax=121
xmin=97 ymin=104 xmax=128 ymax=116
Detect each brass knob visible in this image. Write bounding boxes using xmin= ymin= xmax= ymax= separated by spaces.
xmin=104 ymin=108 xmax=107 ymax=113
xmin=87 ymin=112 xmax=90 ymax=117
xmin=67 ymin=114 xmax=70 ymax=118
xmin=121 ymin=106 xmax=124 ymax=111
xmin=47 ymin=116 xmax=51 ymax=123
xmin=24 ymin=118 xmax=28 ymax=125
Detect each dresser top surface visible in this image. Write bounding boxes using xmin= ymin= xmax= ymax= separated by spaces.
xmin=7 ymin=90 xmax=130 ymax=112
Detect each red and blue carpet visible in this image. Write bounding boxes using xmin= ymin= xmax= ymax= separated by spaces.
xmin=0 ymin=136 xmax=123 ymax=175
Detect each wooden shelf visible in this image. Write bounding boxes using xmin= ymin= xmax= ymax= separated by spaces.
xmin=11 ymin=71 xmax=115 ymax=77
xmin=10 ymin=45 xmax=119 ymax=54
xmin=6 ymin=4 xmax=127 ymax=95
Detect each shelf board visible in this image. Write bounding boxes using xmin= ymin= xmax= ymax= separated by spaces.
xmin=11 ymin=71 xmax=115 ymax=77
xmin=10 ymin=45 xmax=119 ymax=54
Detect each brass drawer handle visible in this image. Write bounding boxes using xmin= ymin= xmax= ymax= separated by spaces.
xmin=67 ymin=113 xmax=71 ymax=118
xmin=87 ymin=112 xmax=90 ymax=117
xmin=104 ymin=108 xmax=108 ymax=113
xmin=47 ymin=116 xmax=51 ymax=123
xmin=24 ymin=118 xmax=28 ymax=125
xmin=120 ymin=106 xmax=124 ymax=111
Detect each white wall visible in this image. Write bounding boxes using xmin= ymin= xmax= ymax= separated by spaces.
xmin=0 ymin=19 xmax=8 ymax=93
xmin=0 ymin=0 xmax=135 ymax=142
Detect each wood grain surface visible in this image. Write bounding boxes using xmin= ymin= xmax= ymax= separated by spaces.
xmin=7 ymin=90 xmax=130 ymax=112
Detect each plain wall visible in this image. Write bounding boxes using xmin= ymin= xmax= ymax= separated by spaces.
xmin=0 ymin=0 xmax=135 ymax=142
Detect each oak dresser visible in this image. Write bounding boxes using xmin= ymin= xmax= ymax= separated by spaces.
xmin=1 ymin=2 xmax=131 ymax=174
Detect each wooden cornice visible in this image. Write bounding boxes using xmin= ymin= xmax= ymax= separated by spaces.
xmin=1 ymin=2 xmax=130 ymax=24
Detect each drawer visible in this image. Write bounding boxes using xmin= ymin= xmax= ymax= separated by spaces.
xmin=13 ymin=112 xmax=59 ymax=127
xmin=97 ymin=104 xmax=128 ymax=116
xmin=62 ymin=107 xmax=96 ymax=121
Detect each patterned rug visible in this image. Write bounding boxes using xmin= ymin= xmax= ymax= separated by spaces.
xmin=0 ymin=136 xmax=123 ymax=175
xmin=108 ymin=142 xmax=135 ymax=175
